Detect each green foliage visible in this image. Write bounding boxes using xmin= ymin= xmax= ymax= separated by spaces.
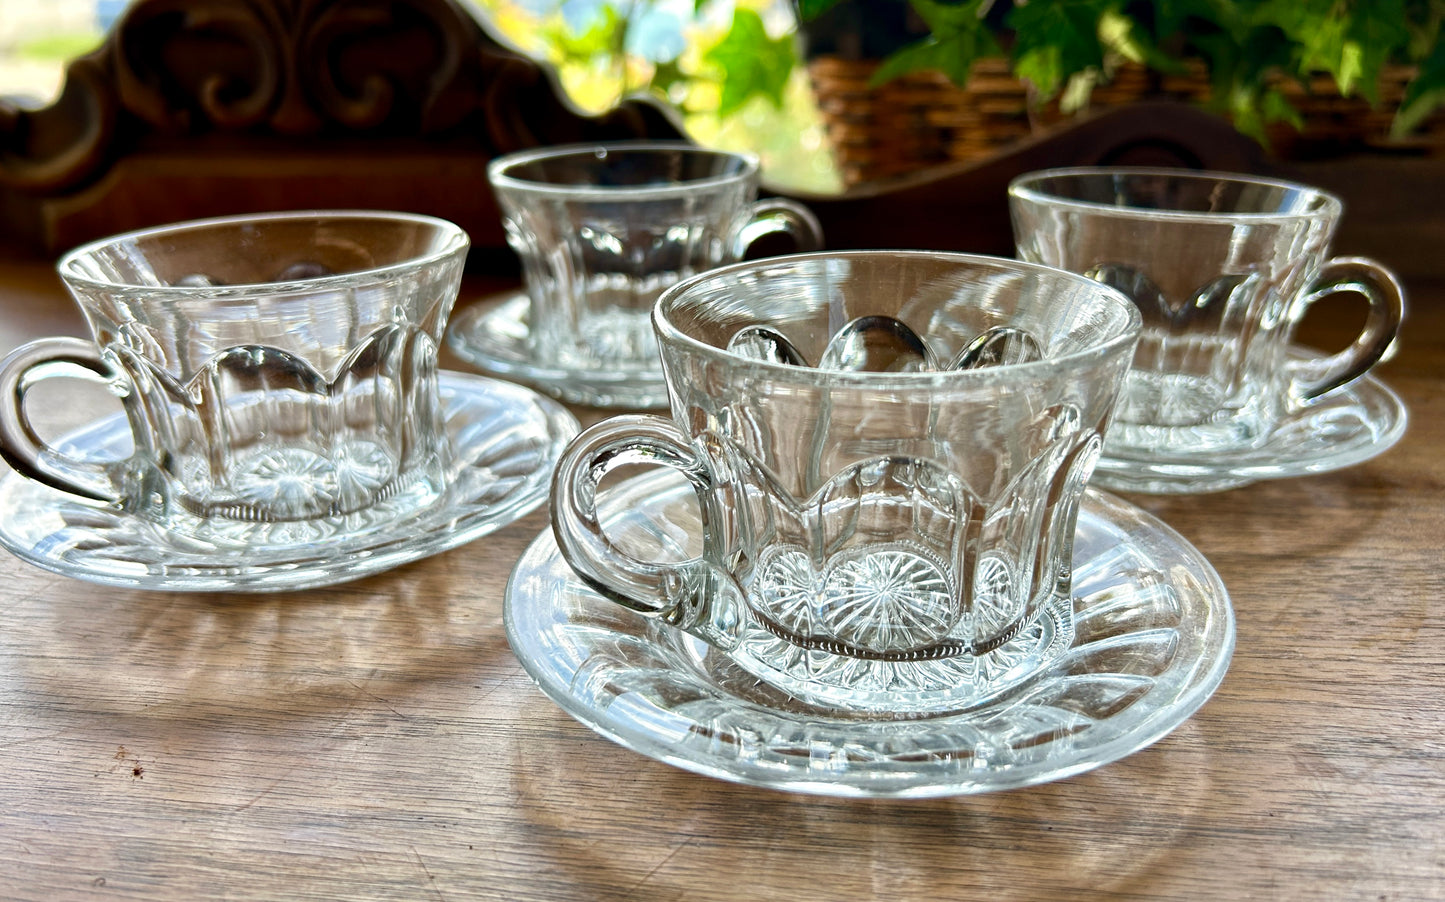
xmin=704 ymin=9 xmax=798 ymax=116
xmin=1395 ymin=31 xmax=1445 ymax=133
xmin=544 ymin=8 xmax=617 ymax=57
xmin=872 ymin=0 xmax=1002 ymax=85
xmin=799 ymin=0 xmax=1445 ymax=142
xmin=1009 ymin=0 xmax=1111 ymax=99
xmin=1135 ymin=0 xmax=1420 ymax=136
xmin=516 ymin=0 xmax=797 ymax=116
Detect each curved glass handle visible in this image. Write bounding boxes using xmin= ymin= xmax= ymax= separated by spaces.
xmin=0 ymin=337 xmax=127 ymax=503
xmin=1288 ymin=256 xmax=1404 ymax=403
xmin=550 ymin=415 xmax=727 ymax=624
xmin=731 ymin=197 xmax=825 ymax=258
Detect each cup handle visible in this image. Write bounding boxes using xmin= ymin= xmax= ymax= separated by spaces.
xmin=731 ymin=197 xmax=825 ymax=258
xmin=1287 ymin=256 xmax=1404 ymax=403
xmin=0 ymin=337 xmax=127 ymax=503
xmin=550 ymin=415 xmax=729 ymax=625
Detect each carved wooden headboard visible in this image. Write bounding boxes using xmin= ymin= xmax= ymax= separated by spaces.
xmin=0 ymin=0 xmax=684 ymax=256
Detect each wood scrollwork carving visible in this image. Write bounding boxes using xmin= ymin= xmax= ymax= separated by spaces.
xmin=0 ymin=0 xmax=683 ymax=253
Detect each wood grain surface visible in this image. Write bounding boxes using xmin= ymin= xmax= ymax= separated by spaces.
xmin=0 ymin=254 xmax=1440 ymax=902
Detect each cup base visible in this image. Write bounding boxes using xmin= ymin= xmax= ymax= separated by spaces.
xmin=171 ymin=468 xmax=448 ymax=550
xmin=446 ymin=293 xmax=670 ymax=409
xmin=0 ymin=373 xmax=578 ymax=591
xmin=708 ymin=591 xmax=1075 ymax=715
xmin=1094 ymin=357 xmax=1406 ymax=494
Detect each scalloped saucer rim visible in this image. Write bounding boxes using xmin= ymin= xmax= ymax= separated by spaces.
xmin=504 ymin=471 xmax=1236 ymax=798
xmin=0 ymin=372 xmax=579 ymax=593
xmin=1095 ymin=363 xmax=1406 ymax=494
xmin=446 ymin=292 xmax=669 ymax=409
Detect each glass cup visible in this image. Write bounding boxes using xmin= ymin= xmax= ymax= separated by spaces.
xmin=549 ymin=251 xmax=1141 ymax=713
xmin=488 ymin=141 xmax=824 ymax=379
xmin=0 ymin=210 xmax=470 ymax=547
xmin=1008 ymin=167 xmax=1404 ymax=467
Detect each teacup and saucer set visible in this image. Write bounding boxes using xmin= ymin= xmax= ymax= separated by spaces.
xmin=446 ymin=143 xmax=823 ymax=409
xmin=1010 ymin=168 xmax=1406 ymax=494
xmin=0 ymin=210 xmax=579 ymax=592
xmin=505 ymin=249 xmax=1237 ymax=797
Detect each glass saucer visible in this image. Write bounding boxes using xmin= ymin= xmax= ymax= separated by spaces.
xmin=1094 ymin=364 xmax=1407 ymax=494
xmin=505 ymin=471 xmax=1235 ymax=798
xmin=0 ymin=372 xmax=578 ymax=592
xmin=446 ymin=292 xmax=669 ymax=409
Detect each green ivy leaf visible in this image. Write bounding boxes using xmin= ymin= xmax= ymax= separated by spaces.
xmin=1394 ymin=34 xmax=1445 ymax=135
xmin=870 ymin=0 xmax=1000 ymax=86
xmin=909 ymin=0 xmax=993 ymax=33
xmin=1257 ymin=0 xmax=1351 ymax=77
xmin=1013 ymin=44 xmax=1067 ymax=98
xmin=1248 ymin=0 xmax=1410 ymax=102
xmin=873 ymin=33 xmax=980 ymax=85
xmin=1346 ymin=0 xmax=1411 ymax=103
xmin=1098 ymin=8 xmax=1188 ymax=74
xmin=1007 ymin=0 xmax=1112 ymax=98
xmin=703 ymin=8 xmax=797 ymax=117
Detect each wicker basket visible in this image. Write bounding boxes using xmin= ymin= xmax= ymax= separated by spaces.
xmin=1267 ymin=64 xmax=1445 ymax=154
xmin=809 ymin=56 xmax=1442 ymax=186
xmin=808 ymin=56 xmax=1029 ymax=186
xmin=808 ymin=57 xmax=1211 ymax=186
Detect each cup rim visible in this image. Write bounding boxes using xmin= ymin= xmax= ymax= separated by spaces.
xmin=56 ymin=209 xmax=471 ymax=296
xmin=653 ymin=249 xmax=1143 ymax=383
xmin=486 ymin=140 xmax=760 ymax=200
xmin=1007 ymin=166 xmax=1344 ymax=223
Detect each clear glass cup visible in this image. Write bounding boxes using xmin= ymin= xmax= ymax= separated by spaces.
xmin=1009 ymin=167 xmax=1404 ymax=465
xmin=488 ymin=141 xmax=824 ymax=377
xmin=0 ymin=210 xmax=470 ymax=546
xmin=549 ymin=250 xmax=1141 ymax=713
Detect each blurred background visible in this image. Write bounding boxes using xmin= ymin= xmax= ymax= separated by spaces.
xmin=0 ymin=0 xmax=116 ymax=102
xmin=3 ymin=1 xmax=1439 ymax=197
xmin=0 ymin=0 xmax=844 ymax=193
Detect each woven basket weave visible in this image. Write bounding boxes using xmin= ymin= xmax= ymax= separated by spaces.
xmin=808 ymin=56 xmax=1029 ymax=186
xmin=810 ymin=56 xmax=1441 ymax=186
xmin=1267 ymin=65 xmax=1445 ymax=154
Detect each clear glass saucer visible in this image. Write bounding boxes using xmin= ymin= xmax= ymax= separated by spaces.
xmin=1094 ymin=363 xmax=1407 ymax=494
xmin=0 ymin=373 xmax=578 ymax=592
xmin=505 ymin=471 xmax=1235 ymax=798
xmin=446 ymin=293 xmax=669 ymax=409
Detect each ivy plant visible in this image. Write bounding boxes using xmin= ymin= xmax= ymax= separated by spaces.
xmin=797 ymin=0 xmax=1445 ymax=142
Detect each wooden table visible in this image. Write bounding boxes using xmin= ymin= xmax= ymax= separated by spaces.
xmin=0 ymin=254 xmax=1440 ymax=901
